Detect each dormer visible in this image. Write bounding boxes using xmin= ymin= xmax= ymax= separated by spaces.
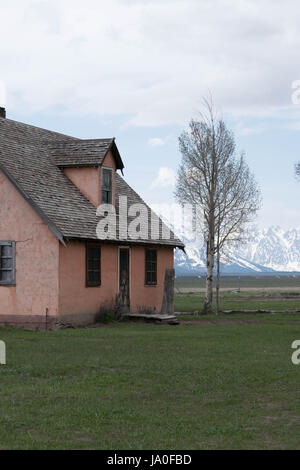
xmin=47 ymin=139 xmax=124 ymax=208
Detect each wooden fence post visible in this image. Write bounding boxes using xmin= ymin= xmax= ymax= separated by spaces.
xmin=161 ymin=268 xmax=175 ymax=314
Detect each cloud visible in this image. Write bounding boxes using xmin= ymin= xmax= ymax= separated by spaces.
xmin=0 ymin=81 xmax=6 ymax=108
xmin=235 ymin=122 xmax=266 ymax=136
xmin=148 ymin=137 xmax=165 ymax=146
xmin=1 ymin=0 xmax=300 ymax=126
xmin=151 ymin=167 xmax=176 ymax=188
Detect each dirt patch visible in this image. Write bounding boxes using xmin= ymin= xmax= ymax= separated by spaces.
xmin=177 ymin=287 xmax=300 ymax=293
xmin=87 ymin=322 xmax=116 ymax=328
xmin=180 ymin=318 xmax=261 ymax=326
xmin=265 ymin=402 xmax=281 ymax=409
xmin=229 ymin=296 xmax=300 ymax=302
xmin=72 ymin=430 xmax=94 ymax=442
xmin=75 ymin=437 xmax=94 ymax=442
xmin=181 ymin=319 xmax=213 ymax=326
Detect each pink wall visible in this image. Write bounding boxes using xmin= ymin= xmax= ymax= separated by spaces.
xmin=59 ymin=241 xmax=119 ymax=316
xmin=64 ymin=167 xmax=100 ymax=207
xmin=0 ymin=171 xmax=59 ymax=318
xmin=58 ymin=241 xmax=174 ymax=316
xmin=130 ymin=246 xmax=174 ymax=312
xmin=63 ymin=151 xmax=117 ymax=208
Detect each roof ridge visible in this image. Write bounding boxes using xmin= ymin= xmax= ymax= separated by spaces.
xmin=45 ymin=138 xmax=114 ymax=144
xmin=4 ymin=117 xmax=78 ymax=141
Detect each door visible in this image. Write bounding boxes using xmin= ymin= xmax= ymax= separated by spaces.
xmin=119 ymin=248 xmax=130 ymax=312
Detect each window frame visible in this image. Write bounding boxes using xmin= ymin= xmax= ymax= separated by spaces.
xmin=86 ymin=242 xmax=101 ymax=287
xmin=101 ymin=167 xmax=113 ymax=205
xmin=0 ymin=241 xmax=16 ymax=286
xmin=145 ymin=248 xmax=157 ymax=286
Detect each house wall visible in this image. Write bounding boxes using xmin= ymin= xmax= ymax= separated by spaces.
xmin=64 ymin=167 xmax=100 ymax=207
xmin=58 ymin=241 xmax=119 ymax=324
xmin=58 ymin=241 xmax=174 ymax=324
xmin=0 ymin=171 xmax=174 ymax=329
xmin=63 ymin=151 xmax=117 ymax=208
xmin=0 ymin=171 xmax=60 ymax=329
xmin=130 ymin=246 xmax=174 ymax=312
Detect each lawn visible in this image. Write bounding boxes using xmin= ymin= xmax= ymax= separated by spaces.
xmin=0 ymin=316 xmax=299 ymax=450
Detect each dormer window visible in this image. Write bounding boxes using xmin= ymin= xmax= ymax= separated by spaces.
xmin=101 ymin=167 xmax=113 ymax=204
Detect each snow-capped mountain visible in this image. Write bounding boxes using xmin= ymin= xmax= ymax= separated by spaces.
xmin=175 ymin=226 xmax=300 ymax=274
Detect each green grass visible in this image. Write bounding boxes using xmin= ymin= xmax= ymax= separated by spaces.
xmin=0 ymin=318 xmax=300 ymax=449
xmin=175 ymin=275 xmax=300 ymax=290
xmin=175 ymin=292 xmax=300 ymax=312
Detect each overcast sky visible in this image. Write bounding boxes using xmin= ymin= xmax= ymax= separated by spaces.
xmin=1 ymin=0 xmax=300 ymax=229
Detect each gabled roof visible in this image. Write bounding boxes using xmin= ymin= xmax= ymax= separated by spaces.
xmin=0 ymin=116 xmax=184 ymax=249
xmin=46 ymin=138 xmax=124 ymax=170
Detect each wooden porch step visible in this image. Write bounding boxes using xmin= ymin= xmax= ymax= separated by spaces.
xmin=122 ymin=313 xmax=179 ymax=325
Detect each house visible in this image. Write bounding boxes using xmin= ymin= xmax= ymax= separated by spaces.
xmin=0 ymin=107 xmax=184 ymax=329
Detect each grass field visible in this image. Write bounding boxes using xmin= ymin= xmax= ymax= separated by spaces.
xmin=174 ymin=291 xmax=300 ymax=312
xmin=175 ymin=274 xmax=300 ymax=291
xmin=174 ymin=275 xmax=300 ymax=313
xmin=0 ymin=315 xmax=300 ymax=450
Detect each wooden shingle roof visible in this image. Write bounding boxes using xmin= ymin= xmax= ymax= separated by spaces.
xmin=0 ymin=116 xmax=184 ymax=248
xmin=46 ymin=139 xmax=124 ymax=169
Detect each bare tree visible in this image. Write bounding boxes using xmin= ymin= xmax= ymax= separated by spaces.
xmin=214 ymin=153 xmax=261 ymax=314
xmin=175 ymin=99 xmax=261 ymax=314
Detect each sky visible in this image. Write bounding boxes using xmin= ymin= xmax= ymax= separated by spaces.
xmin=1 ymin=0 xmax=300 ymax=229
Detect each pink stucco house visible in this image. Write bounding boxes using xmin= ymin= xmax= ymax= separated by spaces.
xmin=0 ymin=107 xmax=183 ymax=329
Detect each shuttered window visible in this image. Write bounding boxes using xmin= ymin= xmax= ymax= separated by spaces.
xmin=145 ymin=248 xmax=157 ymax=285
xmin=101 ymin=168 xmax=113 ymax=204
xmin=0 ymin=241 xmax=15 ymax=286
xmin=86 ymin=243 xmax=101 ymax=287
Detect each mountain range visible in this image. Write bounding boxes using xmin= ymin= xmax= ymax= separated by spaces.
xmin=175 ymin=226 xmax=300 ymax=274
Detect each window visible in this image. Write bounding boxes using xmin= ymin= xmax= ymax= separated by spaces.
xmin=101 ymin=168 xmax=113 ymax=204
xmin=0 ymin=241 xmax=15 ymax=286
xmin=86 ymin=243 xmax=101 ymax=287
xmin=145 ymin=248 xmax=157 ymax=285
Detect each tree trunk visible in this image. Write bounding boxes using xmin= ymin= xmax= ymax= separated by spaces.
xmin=216 ymin=229 xmax=220 ymax=315
xmin=203 ymin=230 xmax=215 ymax=314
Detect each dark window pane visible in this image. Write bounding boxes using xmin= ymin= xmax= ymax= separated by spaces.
xmin=145 ymin=249 xmax=157 ymax=285
xmin=2 ymin=258 xmax=12 ymax=269
xmin=102 ymin=190 xmax=112 ymax=204
xmin=88 ymin=259 xmax=94 ymax=270
xmin=89 ymin=247 xmax=99 ymax=259
xmin=86 ymin=244 xmax=101 ymax=286
xmin=0 ymin=270 xmax=12 ymax=282
xmin=2 ymin=245 xmax=12 ymax=257
xmin=0 ymin=242 xmax=14 ymax=285
xmin=102 ymin=169 xmax=113 ymax=204
xmin=102 ymin=169 xmax=112 ymax=190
